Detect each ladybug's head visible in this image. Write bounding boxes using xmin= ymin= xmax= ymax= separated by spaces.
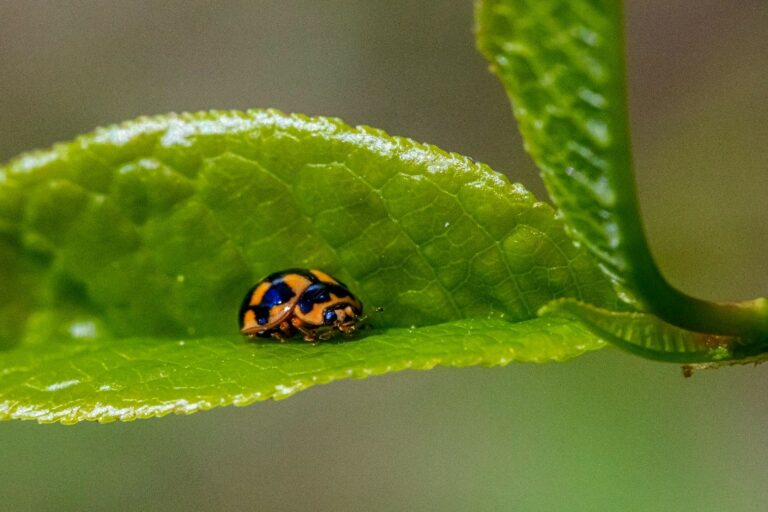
xmin=322 ymin=304 xmax=361 ymax=327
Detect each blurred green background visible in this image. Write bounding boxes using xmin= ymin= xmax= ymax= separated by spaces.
xmin=1 ymin=1 xmax=766 ymax=510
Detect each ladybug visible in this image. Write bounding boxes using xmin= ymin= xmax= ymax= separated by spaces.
xmin=239 ymin=268 xmax=364 ymax=342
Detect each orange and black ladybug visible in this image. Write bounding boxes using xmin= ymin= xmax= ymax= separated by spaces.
xmin=238 ymin=269 xmax=363 ymax=342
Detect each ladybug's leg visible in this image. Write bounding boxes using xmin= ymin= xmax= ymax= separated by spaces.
xmin=270 ymin=331 xmax=288 ymax=342
xmin=336 ymin=322 xmax=358 ymax=336
xmin=291 ymin=317 xmax=319 ymax=343
xmin=278 ymin=320 xmax=295 ymax=339
xmin=299 ymin=327 xmax=318 ymax=343
xmin=318 ymin=329 xmax=335 ymax=341
xmin=266 ymin=321 xmax=297 ymax=342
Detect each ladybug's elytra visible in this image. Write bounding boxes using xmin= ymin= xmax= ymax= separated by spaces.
xmin=238 ymin=268 xmax=364 ymax=342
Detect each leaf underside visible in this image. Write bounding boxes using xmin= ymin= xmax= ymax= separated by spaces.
xmin=540 ymin=300 xmax=768 ymax=365
xmin=0 ymin=110 xmax=619 ymax=423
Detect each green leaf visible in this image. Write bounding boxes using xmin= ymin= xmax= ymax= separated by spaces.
xmin=476 ymin=0 xmax=640 ymax=300
xmin=0 ymin=318 xmax=605 ymax=424
xmin=0 ymin=110 xmax=619 ymax=423
xmin=476 ymin=0 xmax=768 ymax=340
xmin=540 ymin=299 xmax=768 ymax=366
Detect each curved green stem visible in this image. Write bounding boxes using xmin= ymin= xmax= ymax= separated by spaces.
xmin=637 ymin=270 xmax=768 ymax=338
xmin=476 ymin=0 xmax=768 ymax=343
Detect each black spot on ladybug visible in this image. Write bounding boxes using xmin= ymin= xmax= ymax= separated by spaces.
xmin=261 ymin=281 xmax=294 ymax=307
xmin=254 ymin=305 xmax=271 ymax=325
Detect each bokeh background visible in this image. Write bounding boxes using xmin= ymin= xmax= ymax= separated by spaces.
xmin=1 ymin=1 xmax=767 ymax=510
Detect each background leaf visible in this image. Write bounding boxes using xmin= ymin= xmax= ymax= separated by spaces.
xmin=476 ymin=0 xmax=645 ymax=303
xmin=476 ymin=0 xmax=768 ymax=343
xmin=0 ymin=110 xmax=618 ymax=423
